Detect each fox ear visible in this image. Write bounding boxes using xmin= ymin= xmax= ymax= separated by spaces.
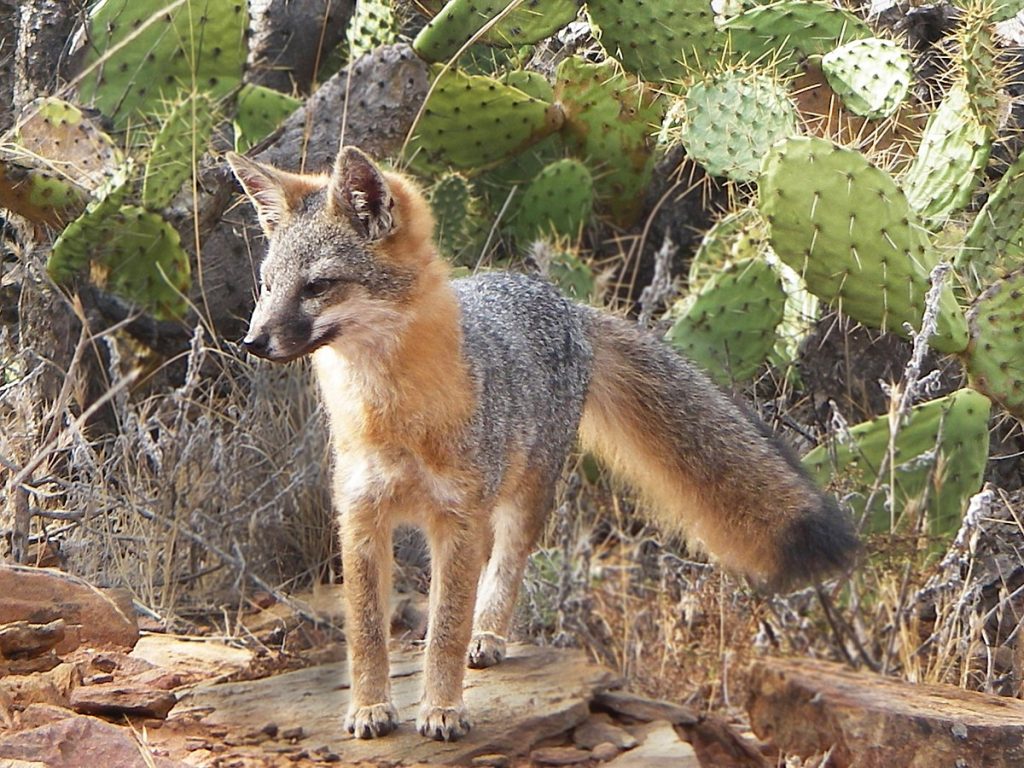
xmin=225 ymin=152 xmax=293 ymax=235
xmin=328 ymin=146 xmax=396 ymax=241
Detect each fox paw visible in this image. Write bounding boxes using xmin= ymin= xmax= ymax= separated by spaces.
xmin=468 ymin=632 xmax=506 ymax=669
xmin=417 ymin=704 xmax=471 ymax=741
xmin=345 ymin=702 xmax=399 ymax=739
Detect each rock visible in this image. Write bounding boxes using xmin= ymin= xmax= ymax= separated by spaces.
xmin=530 ymin=746 xmax=591 ymax=765
xmin=0 ymin=714 xmax=186 ymax=767
xmin=130 ymin=634 xmax=254 ymax=684
xmin=70 ymin=683 xmax=177 ymax=720
xmin=0 ymin=662 xmax=81 ymax=712
xmin=471 ymin=754 xmax=510 ymax=767
xmin=0 ymin=566 xmax=137 ymax=653
xmin=177 ymin=643 xmax=616 ymax=764
xmin=593 ymin=690 xmax=699 ymax=725
xmin=591 ymin=742 xmax=622 ymax=761
xmin=603 ymin=720 xmax=700 ymax=767
xmin=747 ymin=658 xmax=1024 ymax=768
xmin=574 ymin=714 xmax=638 ymax=750
xmin=0 ymin=620 xmax=65 ymax=658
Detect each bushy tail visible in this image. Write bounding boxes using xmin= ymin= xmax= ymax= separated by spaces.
xmin=578 ymin=311 xmax=857 ymax=590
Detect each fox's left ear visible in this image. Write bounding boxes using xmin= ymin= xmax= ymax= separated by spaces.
xmin=328 ymin=146 xmax=396 ymax=241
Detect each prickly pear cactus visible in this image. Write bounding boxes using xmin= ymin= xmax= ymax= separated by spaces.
xmin=821 ymin=38 xmax=912 ymax=119
xmin=672 ymin=69 xmax=799 ymax=182
xmin=587 ymin=0 xmax=721 ymax=81
xmin=348 ymin=0 xmax=400 ymax=59
xmin=554 ymin=56 xmax=664 ymax=226
xmin=724 ymin=1 xmax=871 ymax=69
xmin=957 ymin=153 xmax=1024 ymax=286
xmin=0 ymin=98 xmax=122 ymax=226
xmin=77 ymin=0 xmax=248 ymax=129
xmin=500 ymin=70 xmax=554 ymax=102
xmin=758 ymin=137 xmax=969 ymax=354
xmin=406 ymin=66 xmax=564 ymax=173
xmin=512 ymin=159 xmax=593 ymax=244
xmin=963 ymin=270 xmax=1024 ymax=417
xmin=50 ymin=200 xmax=191 ymax=320
xmin=143 ymin=94 xmax=215 ymax=210
xmin=666 ymin=258 xmax=786 ymax=384
xmin=413 ymin=0 xmax=576 ymax=61
xmin=528 ymin=240 xmax=595 ymax=302
xmin=902 ymin=83 xmax=992 ymax=222
xmin=427 ymin=172 xmax=486 ymax=264
xmin=689 ymin=208 xmax=819 ymax=369
xmin=233 ymin=85 xmax=301 ymax=153
xmin=803 ymin=388 xmax=991 ymax=541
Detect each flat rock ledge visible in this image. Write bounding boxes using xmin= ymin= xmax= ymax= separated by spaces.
xmin=176 ymin=643 xmax=619 ymax=765
xmin=748 ymin=658 xmax=1024 ymax=768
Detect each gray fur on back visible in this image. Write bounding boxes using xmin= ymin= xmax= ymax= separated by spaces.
xmin=452 ymin=273 xmax=593 ymax=497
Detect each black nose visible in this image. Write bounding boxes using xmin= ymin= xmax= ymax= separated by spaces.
xmin=242 ymin=333 xmax=270 ymax=356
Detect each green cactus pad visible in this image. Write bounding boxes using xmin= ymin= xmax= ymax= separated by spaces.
xmin=673 ymin=69 xmax=799 ymax=182
xmin=957 ymin=153 xmax=1024 ymax=286
xmin=233 ymin=84 xmax=301 ymax=153
xmin=535 ymin=243 xmax=595 ymax=302
xmin=964 ymin=269 xmax=1024 ymax=417
xmin=724 ymin=2 xmax=871 ymax=69
xmin=902 ymin=83 xmax=992 ymax=222
xmin=413 ymin=0 xmax=577 ymax=61
xmin=688 ymin=209 xmax=819 ymax=369
xmin=500 ymin=70 xmax=554 ymax=102
xmin=427 ymin=171 xmax=487 ymax=264
xmin=512 ymin=159 xmax=593 ymax=243
xmin=666 ymin=257 xmax=786 ymax=384
xmin=758 ymin=136 xmax=968 ymax=353
xmin=554 ymin=56 xmax=664 ymax=226
xmin=406 ymin=66 xmax=564 ymax=173
xmin=348 ymin=0 xmax=400 ymax=60
xmin=821 ymin=38 xmax=913 ymax=119
xmin=587 ymin=0 xmax=721 ymax=81
xmin=50 ymin=201 xmax=190 ymax=319
xmin=78 ymin=0 xmax=248 ymax=129
xmin=0 ymin=98 xmax=122 ymax=226
xmin=142 ymin=94 xmax=215 ymax=210
xmin=803 ymin=388 xmax=991 ymax=541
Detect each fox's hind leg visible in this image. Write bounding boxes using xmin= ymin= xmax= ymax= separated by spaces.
xmin=469 ymin=478 xmax=554 ymax=669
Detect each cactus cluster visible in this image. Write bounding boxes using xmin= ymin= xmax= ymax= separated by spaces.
xmin=554 ymin=57 xmax=663 ymax=226
xmin=672 ymin=69 xmax=799 ymax=182
xmin=0 ymin=98 xmax=122 ymax=226
xmin=964 ymin=270 xmax=1024 ymax=415
xmin=407 ymin=66 xmax=564 ymax=173
xmin=804 ymin=388 xmax=991 ymax=539
xmin=587 ymin=0 xmax=720 ymax=82
xmin=78 ymin=0 xmax=248 ymax=130
xmin=758 ymin=136 xmax=968 ymax=354
xmin=234 ymin=85 xmax=301 ymax=153
xmin=667 ymin=258 xmax=786 ymax=384
xmin=143 ymin=94 xmax=216 ymax=210
xmin=427 ymin=171 xmax=487 ymax=264
xmin=724 ymin=1 xmax=871 ymax=68
xmin=821 ymin=38 xmax=912 ymax=119
xmin=512 ymin=158 xmax=593 ymax=244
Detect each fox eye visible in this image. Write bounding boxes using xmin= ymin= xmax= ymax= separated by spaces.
xmin=301 ymin=277 xmax=340 ymax=299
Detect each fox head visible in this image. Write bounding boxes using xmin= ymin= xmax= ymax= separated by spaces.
xmin=225 ymin=147 xmax=435 ymax=363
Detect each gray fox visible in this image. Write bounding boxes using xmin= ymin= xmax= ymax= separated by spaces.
xmin=225 ymin=145 xmax=857 ymax=743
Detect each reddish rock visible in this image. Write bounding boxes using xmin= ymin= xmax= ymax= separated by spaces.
xmin=0 ymin=713 xmax=186 ymax=767
xmin=530 ymin=745 xmax=592 ymax=765
xmin=0 ymin=566 xmax=138 ymax=653
xmin=574 ymin=713 xmax=638 ymax=749
xmin=748 ymin=658 xmax=1024 ymax=768
xmin=70 ymin=683 xmax=177 ymax=720
xmin=0 ymin=619 xmax=65 ymax=658
xmin=0 ymin=661 xmax=82 ymax=711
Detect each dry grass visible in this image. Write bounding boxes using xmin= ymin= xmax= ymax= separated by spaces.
xmin=1 ymin=322 xmax=337 ymax=628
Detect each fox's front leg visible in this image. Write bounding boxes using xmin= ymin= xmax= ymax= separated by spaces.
xmin=340 ymin=511 xmax=398 ymax=739
xmin=418 ymin=514 xmax=485 ymax=741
